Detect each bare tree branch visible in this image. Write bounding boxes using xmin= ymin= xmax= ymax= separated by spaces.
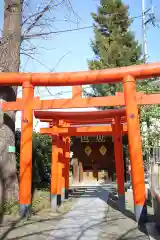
xmin=0 ymin=0 xmax=82 ymax=204
xmin=21 ymin=49 xmax=71 ymax=72
xmin=23 ymin=0 xmax=65 ymax=33
xmin=22 ymin=26 xmax=92 ymax=40
xmin=50 ymin=50 xmax=72 ymax=72
xmin=21 ymin=52 xmax=52 ymax=71
xmin=21 ymin=0 xmax=81 ymax=41
xmin=65 ymin=0 xmax=81 ymax=26
xmin=21 ymin=39 xmax=56 ymax=59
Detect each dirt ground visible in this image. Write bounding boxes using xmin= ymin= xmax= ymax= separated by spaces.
xmin=0 ymin=189 xmax=80 ymax=240
xmin=0 ymin=186 xmax=155 ymax=240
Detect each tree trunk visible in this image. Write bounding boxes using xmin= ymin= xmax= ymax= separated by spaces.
xmin=0 ymin=0 xmax=22 ymax=202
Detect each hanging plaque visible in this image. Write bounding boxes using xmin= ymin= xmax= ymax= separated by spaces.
xmin=84 ymin=146 xmax=92 ymax=156
xmin=99 ymin=145 xmax=107 ymax=155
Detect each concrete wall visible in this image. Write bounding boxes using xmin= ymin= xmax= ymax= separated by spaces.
xmin=151 ymin=163 xmax=160 ymax=228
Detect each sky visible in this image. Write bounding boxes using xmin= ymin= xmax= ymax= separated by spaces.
xmin=0 ymin=0 xmax=160 ymax=130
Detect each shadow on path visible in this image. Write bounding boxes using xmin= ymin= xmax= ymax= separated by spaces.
xmin=68 ymin=183 xmax=156 ymax=239
xmin=46 ymin=184 xmax=150 ymax=240
xmin=0 ymin=183 xmax=155 ymax=240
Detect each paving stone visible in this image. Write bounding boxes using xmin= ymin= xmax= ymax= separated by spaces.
xmin=47 ymin=182 xmax=150 ymax=240
xmin=0 ymin=182 xmax=157 ymax=239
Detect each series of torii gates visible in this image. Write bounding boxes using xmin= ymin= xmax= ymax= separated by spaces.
xmin=1 ymin=63 xmax=160 ymax=223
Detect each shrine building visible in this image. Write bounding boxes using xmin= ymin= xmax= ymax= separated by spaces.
xmin=71 ymin=135 xmax=128 ymax=183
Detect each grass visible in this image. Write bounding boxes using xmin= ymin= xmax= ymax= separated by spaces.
xmin=0 ymin=201 xmax=19 ymax=215
xmin=0 ymin=189 xmax=77 ymax=240
xmin=32 ymin=189 xmax=51 ymax=214
xmin=0 ymin=189 xmax=50 ymax=216
xmin=0 ymin=188 xmax=75 ymax=218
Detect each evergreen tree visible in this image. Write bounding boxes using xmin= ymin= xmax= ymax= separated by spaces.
xmin=87 ymin=0 xmax=160 ymax=161
xmin=87 ymin=0 xmax=142 ymax=96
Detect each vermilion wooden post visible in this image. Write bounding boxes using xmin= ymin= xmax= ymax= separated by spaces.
xmin=112 ymin=116 xmax=125 ymax=210
xmin=57 ymin=136 xmax=64 ymax=206
xmin=65 ymin=137 xmax=70 ymax=199
xmin=61 ymin=137 xmax=66 ymax=202
xmin=79 ymin=161 xmax=83 ymax=183
xmin=51 ymin=135 xmax=59 ymax=210
xmin=19 ymin=81 xmax=34 ymax=216
xmin=73 ymin=158 xmax=79 ymax=184
xmin=72 ymin=86 xmax=82 ymax=99
xmin=123 ymin=75 xmax=147 ymax=223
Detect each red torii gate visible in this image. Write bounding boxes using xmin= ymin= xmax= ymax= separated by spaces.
xmin=35 ymin=109 xmax=127 ymax=210
xmin=42 ymin=116 xmax=127 ymax=125
xmin=1 ymin=63 xmax=160 ymax=223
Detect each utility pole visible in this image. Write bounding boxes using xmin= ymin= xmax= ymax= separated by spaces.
xmin=141 ymin=0 xmax=148 ymax=62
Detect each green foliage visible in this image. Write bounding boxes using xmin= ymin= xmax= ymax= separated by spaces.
xmin=31 ymin=189 xmax=50 ymax=213
xmin=0 ymin=201 xmax=19 ymax=215
xmin=32 ymin=132 xmax=52 ymax=189
xmin=87 ymin=0 xmax=160 ymax=160
xmin=137 ymin=80 xmax=160 ymax=158
xmin=15 ymin=130 xmax=52 ymax=189
xmin=87 ymin=0 xmax=142 ymax=97
xmin=15 ymin=130 xmax=21 ymax=174
xmin=0 ymin=190 xmax=51 ymax=215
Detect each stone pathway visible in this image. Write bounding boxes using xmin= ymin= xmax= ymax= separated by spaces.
xmin=47 ymin=183 xmax=150 ymax=240
xmin=146 ymin=222 xmax=160 ymax=240
xmin=0 ymin=182 xmax=158 ymax=239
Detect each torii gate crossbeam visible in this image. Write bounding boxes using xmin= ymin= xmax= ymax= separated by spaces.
xmin=0 ymin=62 xmax=160 ymax=86
xmin=1 ymin=63 xmax=160 ymax=222
xmin=37 ymin=112 xmax=127 ymax=211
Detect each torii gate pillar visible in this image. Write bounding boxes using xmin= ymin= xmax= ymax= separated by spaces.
xmin=51 ymin=136 xmax=59 ymax=211
xmin=61 ymin=137 xmax=66 ymax=202
xmin=19 ymin=82 xmax=34 ymax=217
xmin=64 ymin=137 xmax=70 ymax=199
xmin=50 ymin=135 xmax=70 ymax=210
xmin=113 ymin=116 xmax=125 ymax=210
xmin=57 ymin=136 xmax=65 ymax=206
xmin=123 ymin=75 xmax=147 ymax=223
